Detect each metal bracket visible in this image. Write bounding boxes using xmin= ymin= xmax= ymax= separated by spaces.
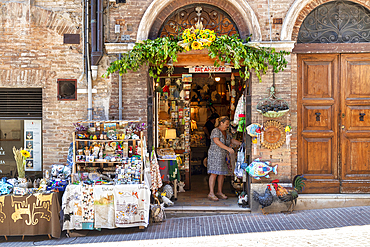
xmin=359 ymin=113 xmax=365 ymax=121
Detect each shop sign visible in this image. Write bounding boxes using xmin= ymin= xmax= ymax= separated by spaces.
xmin=189 ymin=66 xmax=232 ymax=73
xmin=24 ymin=120 xmax=42 ymax=171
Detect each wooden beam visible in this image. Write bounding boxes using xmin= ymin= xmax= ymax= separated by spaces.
xmin=173 ymin=49 xmax=225 ymax=67
xmin=293 ymin=43 xmax=370 ymax=54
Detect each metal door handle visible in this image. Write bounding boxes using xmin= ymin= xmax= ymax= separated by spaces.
xmin=359 ymin=113 xmax=365 ymax=121
xmin=341 ymin=125 xmax=345 ymax=129
xmin=315 ymin=112 xmax=321 ymax=121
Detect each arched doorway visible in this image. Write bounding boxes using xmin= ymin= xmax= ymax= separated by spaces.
xmin=295 ymin=0 xmax=370 ymax=193
xmin=148 ymin=3 xmax=251 ymax=201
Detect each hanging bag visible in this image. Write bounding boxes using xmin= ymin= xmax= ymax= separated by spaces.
xmin=234 ymin=143 xmax=245 ymax=178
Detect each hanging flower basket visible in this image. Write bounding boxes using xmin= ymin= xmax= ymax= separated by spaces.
xmin=256 ymin=108 xmax=289 ymax=118
xmin=257 ymin=86 xmax=289 ymax=118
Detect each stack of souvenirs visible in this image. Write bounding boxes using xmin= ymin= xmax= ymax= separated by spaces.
xmin=0 ymin=163 xmax=71 ymax=196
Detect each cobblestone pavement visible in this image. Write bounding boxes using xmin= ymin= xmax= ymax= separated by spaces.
xmin=0 ymin=206 xmax=369 ymax=247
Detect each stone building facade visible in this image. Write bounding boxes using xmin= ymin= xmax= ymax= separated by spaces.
xmin=1 ymin=0 xmax=370 ymax=194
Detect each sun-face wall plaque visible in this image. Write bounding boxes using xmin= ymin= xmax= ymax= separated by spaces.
xmin=261 ymin=120 xmax=285 ymax=149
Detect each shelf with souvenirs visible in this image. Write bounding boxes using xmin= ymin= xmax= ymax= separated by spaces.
xmin=156 ymin=76 xmax=192 ymax=190
xmin=72 ymin=121 xmax=146 ymax=184
xmin=61 ymin=120 xmax=151 ymax=231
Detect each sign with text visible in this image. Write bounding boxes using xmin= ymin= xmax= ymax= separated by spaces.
xmin=189 ymin=66 xmax=232 ymax=73
xmin=24 ymin=120 xmax=42 ymax=171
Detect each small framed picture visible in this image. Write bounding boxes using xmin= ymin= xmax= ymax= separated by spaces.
xmin=182 ymin=74 xmax=192 ymax=83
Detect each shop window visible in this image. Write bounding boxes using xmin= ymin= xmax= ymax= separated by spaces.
xmin=57 ymin=79 xmax=77 ymax=100
xmin=0 ymin=88 xmax=43 ymax=177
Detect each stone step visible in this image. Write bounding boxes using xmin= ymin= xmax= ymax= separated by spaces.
xmin=165 ymin=205 xmax=251 ymax=213
xmin=252 ymin=193 xmax=370 ymax=213
xmin=295 ymin=194 xmax=370 ymax=211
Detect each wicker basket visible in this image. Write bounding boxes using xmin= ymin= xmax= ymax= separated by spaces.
xmin=256 ymin=109 xmax=289 ymax=118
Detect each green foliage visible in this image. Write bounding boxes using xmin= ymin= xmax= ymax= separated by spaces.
xmin=208 ymin=35 xmax=289 ymax=81
xmin=103 ymin=35 xmax=290 ymax=82
xmin=103 ymin=36 xmax=184 ymax=81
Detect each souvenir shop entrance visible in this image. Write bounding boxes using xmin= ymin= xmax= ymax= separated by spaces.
xmin=151 ymin=66 xmax=252 ymax=207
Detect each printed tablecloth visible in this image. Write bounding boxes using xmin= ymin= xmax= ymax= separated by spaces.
xmin=62 ymin=184 xmax=150 ymax=230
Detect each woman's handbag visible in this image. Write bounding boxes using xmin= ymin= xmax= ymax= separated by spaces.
xmin=150 ymin=197 xmax=165 ymax=223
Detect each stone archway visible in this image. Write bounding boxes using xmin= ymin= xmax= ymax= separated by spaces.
xmin=136 ymin=0 xmax=261 ymax=41
xmin=280 ymin=0 xmax=370 ymax=41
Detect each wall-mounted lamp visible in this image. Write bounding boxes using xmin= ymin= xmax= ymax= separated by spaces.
xmin=215 ymin=77 xmax=221 ymax=82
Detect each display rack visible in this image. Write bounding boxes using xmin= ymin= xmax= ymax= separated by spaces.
xmin=72 ymin=121 xmax=144 ymax=183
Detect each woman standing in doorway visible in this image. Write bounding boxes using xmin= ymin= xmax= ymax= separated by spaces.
xmin=207 ymin=116 xmax=241 ymax=201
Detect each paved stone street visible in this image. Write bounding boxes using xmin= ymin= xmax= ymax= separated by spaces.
xmin=0 ymin=206 xmax=369 ymax=247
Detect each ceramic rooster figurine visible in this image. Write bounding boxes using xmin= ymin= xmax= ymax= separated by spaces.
xmin=271 ymin=175 xmax=306 ymax=213
xmin=252 ymin=185 xmax=273 ymax=215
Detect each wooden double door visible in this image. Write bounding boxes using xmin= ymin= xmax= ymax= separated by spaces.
xmin=298 ymin=53 xmax=370 ymax=193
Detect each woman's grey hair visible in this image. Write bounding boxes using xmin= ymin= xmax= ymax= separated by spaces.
xmin=215 ymin=116 xmax=230 ymax=127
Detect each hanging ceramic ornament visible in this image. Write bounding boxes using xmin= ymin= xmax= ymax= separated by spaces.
xmin=176 ymin=79 xmax=182 ymax=86
xmin=260 ymin=125 xmax=264 ymax=144
xmin=230 ymin=103 xmax=235 ymax=111
xmin=285 ymin=125 xmax=292 ymax=149
xmin=252 ymin=137 xmax=258 ymax=155
xmin=256 ymin=125 xmax=262 ymax=145
xmin=231 ymin=79 xmax=235 ymax=86
xmin=246 ymin=123 xmax=261 ymax=137
xmin=203 ymin=84 xmax=209 ymax=93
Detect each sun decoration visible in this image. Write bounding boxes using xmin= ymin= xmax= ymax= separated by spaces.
xmin=261 ymin=120 xmax=285 ymax=150
xmin=20 ymin=150 xmax=30 ymax=158
xmin=178 ymin=21 xmax=216 ymax=51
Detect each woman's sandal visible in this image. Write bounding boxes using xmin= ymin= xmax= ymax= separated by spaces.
xmin=208 ymin=194 xmax=219 ymax=201
xmin=216 ymin=193 xmax=228 ymax=200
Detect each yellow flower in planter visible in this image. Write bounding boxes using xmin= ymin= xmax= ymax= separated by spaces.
xmin=20 ymin=150 xmax=30 ymax=158
xmin=191 ymin=41 xmax=202 ymax=50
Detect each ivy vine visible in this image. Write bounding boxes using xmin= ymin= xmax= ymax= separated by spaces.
xmin=103 ymin=34 xmax=289 ymax=82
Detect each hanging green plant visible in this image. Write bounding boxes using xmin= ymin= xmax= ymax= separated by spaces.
xmin=103 ymin=23 xmax=289 ymax=81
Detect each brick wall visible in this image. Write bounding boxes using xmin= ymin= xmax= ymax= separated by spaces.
xmin=3 ymin=0 xmax=370 ymax=177
xmin=102 ymin=0 xmax=370 ymax=183
xmin=0 ymin=2 xmax=86 ymax=170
